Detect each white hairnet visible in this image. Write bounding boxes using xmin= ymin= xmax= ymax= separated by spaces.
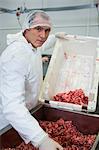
xmin=22 ymin=10 xmax=52 ymax=31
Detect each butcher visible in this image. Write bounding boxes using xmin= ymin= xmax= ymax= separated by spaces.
xmin=0 ymin=10 xmax=63 ymax=150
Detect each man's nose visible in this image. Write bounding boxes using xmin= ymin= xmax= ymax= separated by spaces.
xmin=40 ymin=30 xmax=46 ymax=38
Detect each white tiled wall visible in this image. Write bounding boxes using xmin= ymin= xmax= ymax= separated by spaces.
xmin=0 ymin=0 xmax=99 ymax=54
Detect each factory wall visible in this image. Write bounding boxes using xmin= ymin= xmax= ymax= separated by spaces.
xmin=0 ymin=0 xmax=99 ymax=55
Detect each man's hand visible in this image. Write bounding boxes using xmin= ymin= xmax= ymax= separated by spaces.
xmin=39 ymin=137 xmax=63 ymax=150
xmin=55 ymin=32 xmax=76 ymax=40
xmin=55 ymin=32 xmax=67 ymax=39
xmin=42 ymin=56 xmax=49 ymax=63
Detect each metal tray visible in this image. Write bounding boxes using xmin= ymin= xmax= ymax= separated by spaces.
xmin=0 ymin=104 xmax=99 ymax=149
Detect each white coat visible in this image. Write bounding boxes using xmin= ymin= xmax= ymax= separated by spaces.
xmin=0 ymin=31 xmax=56 ymax=146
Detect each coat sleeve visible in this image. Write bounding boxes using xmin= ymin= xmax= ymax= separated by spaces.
xmin=0 ymin=56 xmax=47 ymax=147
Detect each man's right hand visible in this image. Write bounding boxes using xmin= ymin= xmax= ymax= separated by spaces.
xmin=39 ymin=137 xmax=63 ymax=150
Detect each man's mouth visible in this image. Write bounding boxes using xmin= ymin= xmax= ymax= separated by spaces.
xmin=37 ymin=40 xmax=45 ymax=44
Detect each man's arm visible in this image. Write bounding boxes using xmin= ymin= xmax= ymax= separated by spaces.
xmin=0 ymin=56 xmax=48 ymax=147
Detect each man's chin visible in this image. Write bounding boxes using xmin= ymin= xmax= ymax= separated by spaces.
xmin=37 ymin=43 xmax=44 ymax=47
xmin=32 ymin=42 xmax=44 ymax=48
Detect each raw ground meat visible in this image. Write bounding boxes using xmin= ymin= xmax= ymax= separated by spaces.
xmin=3 ymin=118 xmax=96 ymax=150
xmin=53 ymin=89 xmax=88 ymax=105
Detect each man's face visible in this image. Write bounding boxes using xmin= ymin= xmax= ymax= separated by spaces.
xmin=25 ymin=26 xmax=51 ymax=48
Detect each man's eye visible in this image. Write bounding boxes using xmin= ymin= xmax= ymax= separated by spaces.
xmin=35 ymin=26 xmax=42 ymax=31
xmin=34 ymin=26 xmax=50 ymax=33
xmin=45 ymin=28 xmax=51 ymax=32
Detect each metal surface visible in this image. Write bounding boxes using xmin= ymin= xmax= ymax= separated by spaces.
xmin=0 ymin=3 xmax=98 ymax=14
xmin=0 ymin=104 xmax=99 ymax=149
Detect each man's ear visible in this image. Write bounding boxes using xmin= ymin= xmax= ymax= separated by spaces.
xmin=23 ymin=29 xmax=30 ymax=36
